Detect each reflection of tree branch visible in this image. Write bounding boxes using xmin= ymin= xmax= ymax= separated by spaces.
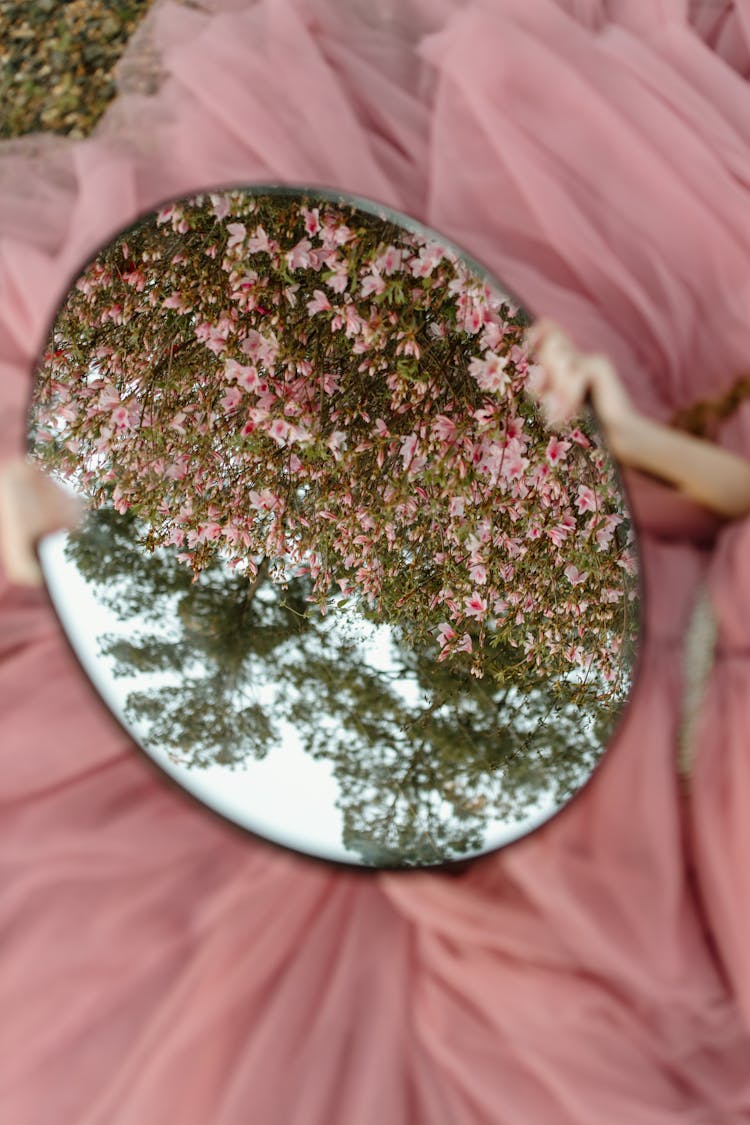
xmin=399 ymin=692 xmax=447 ymax=733
xmin=377 ymin=740 xmax=444 ymax=862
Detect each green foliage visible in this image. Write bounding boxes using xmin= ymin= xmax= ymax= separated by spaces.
xmin=63 ymin=506 xmax=615 ymax=864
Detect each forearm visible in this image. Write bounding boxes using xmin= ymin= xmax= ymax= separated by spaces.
xmin=608 ymin=410 xmax=750 ymax=520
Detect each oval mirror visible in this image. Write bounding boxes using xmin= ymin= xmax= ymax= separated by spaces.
xmin=28 ymin=186 xmax=641 ymax=868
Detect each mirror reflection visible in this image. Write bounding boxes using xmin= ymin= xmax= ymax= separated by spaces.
xmin=29 ymin=187 xmax=640 ymax=867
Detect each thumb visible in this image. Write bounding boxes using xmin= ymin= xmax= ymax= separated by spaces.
xmin=0 ymin=460 xmax=85 ymax=587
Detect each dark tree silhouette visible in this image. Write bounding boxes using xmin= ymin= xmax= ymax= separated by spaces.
xmin=60 ymin=506 xmax=625 ymax=865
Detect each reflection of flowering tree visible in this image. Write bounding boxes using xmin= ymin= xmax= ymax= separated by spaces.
xmin=64 ymin=506 xmax=614 ymax=866
xmin=30 ymin=189 xmax=637 ymax=696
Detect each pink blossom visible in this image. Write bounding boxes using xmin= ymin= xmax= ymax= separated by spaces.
xmin=504 ymin=415 xmax=525 ymax=443
xmin=288 ymin=424 xmax=313 ymax=446
xmin=327 ymin=430 xmax=348 ymax=455
xmin=248 ymin=489 xmax=277 ymax=511
xmin=575 ymin=485 xmax=598 ymax=513
xmin=399 ymin=433 xmax=426 ymax=474
xmin=200 ymin=320 xmax=233 ymax=355
xmin=111 ymin=405 xmax=133 ymax=430
xmin=247 ymin=226 xmax=272 ymax=254
xmin=198 ymin=521 xmax=223 ymax=542
xmin=469 ymin=562 xmax=488 ymax=585
xmin=463 ymin=304 xmax=484 ymax=334
xmin=546 ymin=436 xmax=572 ymax=465
xmin=476 ymin=438 xmax=503 ymax=477
xmin=454 ymin=633 xmax=473 ymax=654
xmin=617 ymin=550 xmax=638 ymax=577
xmin=257 ymin=331 xmax=280 ymax=367
xmin=103 ymin=304 xmax=124 ymax=325
xmin=361 ymin=271 xmax=385 ymax=298
xmin=410 ymin=244 xmax=443 ymax=277
xmin=326 ymin=266 xmax=349 ymax=294
xmin=378 ymin=245 xmax=402 ymax=275
xmin=165 ymin=456 xmax=189 ymax=481
xmin=156 ymin=204 xmax=178 ymax=225
xmin=210 ymin=194 xmax=230 ymax=220
xmin=162 ymin=292 xmax=189 ymax=312
xmin=432 ymin=415 xmax=456 ymax=443
xmin=500 ymin=445 xmax=529 ymax=481
xmin=302 ymin=207 xmax=321 ymax=236
xmin=396 ymin=338 xmax=421 ymax=359
xmin=564 ymin=563 xmax=589 ymax=586
xmin=286 ymin=237 xmax=313 ymax=270
xmin=98 ymin=385 xmax=122 ymax=410
xmin=469 ymin=351 xmax=510 ymax=393
xmin=548 ymin=525 xmax=569 ymax=548
xmin=529 ymin=462 xmax=551 ymax=491
xmin=569 ymin=427 xmax=591 ymax=448
xmin=480 ymin=321 xmax=506 ymax=350
xmin=331 ymin=223 xmax=352 ymax=246
xmin=341 ymin=306 xmax=362 ymax=337
xmin=473 ymin=407 xmax=496 ymax=430
xmin=123 ymin=269 xmax=146 ymax=290
xmin=239 ymin=329 xmax=262 ymax=359
xmin=464 ymin=593 xmax=488 ymax=619
xmin=268 ymin=418 xmax=291 ymax=446
xmin=593 ymin=514 xmax=618 ymax=549
xmin=437 ymin=622 xmax=457 ymax=647
xmin=223 ymin=357 xmax=241 ymax=379
xmin=220 ymin=386 xmax=243 ymax=413
xmin=236 ymin=366 xmax=260 ymax=393
xmin=306 ymin=289 xmax=331 ymax=315
xmin=226 ymin=222 xmax=246 ymax=250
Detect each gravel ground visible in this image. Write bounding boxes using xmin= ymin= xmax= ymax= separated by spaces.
xmin=0 ymin=0 xmax=158 ymax=139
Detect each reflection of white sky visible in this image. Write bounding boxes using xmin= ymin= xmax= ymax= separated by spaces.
xmin=38 ymin=524 xmax=591 ymax=866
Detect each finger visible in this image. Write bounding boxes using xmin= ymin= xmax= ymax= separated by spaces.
xmin=525 ymin=318 xmax=560 ymax=354
xmin=527 ymin=320 xmax=579 ymax=363
xmin=544 ymin=370 xmax=588 ymax=426
xmin=0 ymin=468 xmax=44 ymax=585
xmin=0 ymin=462 xmax=85 ymax=587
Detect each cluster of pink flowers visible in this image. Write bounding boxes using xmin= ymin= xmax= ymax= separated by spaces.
xmin=32 ymin=190 xmax=638 ymax=697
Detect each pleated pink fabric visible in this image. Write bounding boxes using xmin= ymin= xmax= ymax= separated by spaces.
xmin=2 ymin=1 xmax=750 ymax=1121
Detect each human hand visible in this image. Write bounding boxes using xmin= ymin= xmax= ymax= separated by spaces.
xmin=0 ymin=458 xmax=85 ymax=586
xmin=524 ymin=319 xmax=636 ymax=437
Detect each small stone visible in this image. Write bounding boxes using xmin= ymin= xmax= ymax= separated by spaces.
xmin=100 ymin=16 xmax=122 ymax=39
xmin=82 ymin=43 xmax=105 ymax=64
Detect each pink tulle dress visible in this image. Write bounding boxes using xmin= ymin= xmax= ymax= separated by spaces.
xmin=2 ymin=1 xmax=750 ymax=1122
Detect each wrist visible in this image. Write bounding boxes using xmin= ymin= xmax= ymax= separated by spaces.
xmin=595 ymin=404 xmax=640 ymax=464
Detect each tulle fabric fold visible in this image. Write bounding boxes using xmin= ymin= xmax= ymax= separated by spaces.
xmin=2 ymin=1 xmax=750 ymax=1121
xmin=419 ymin=0 xmax=750 ymax=415
xmin=686 ymin=515 xmax=750 ymax=1028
